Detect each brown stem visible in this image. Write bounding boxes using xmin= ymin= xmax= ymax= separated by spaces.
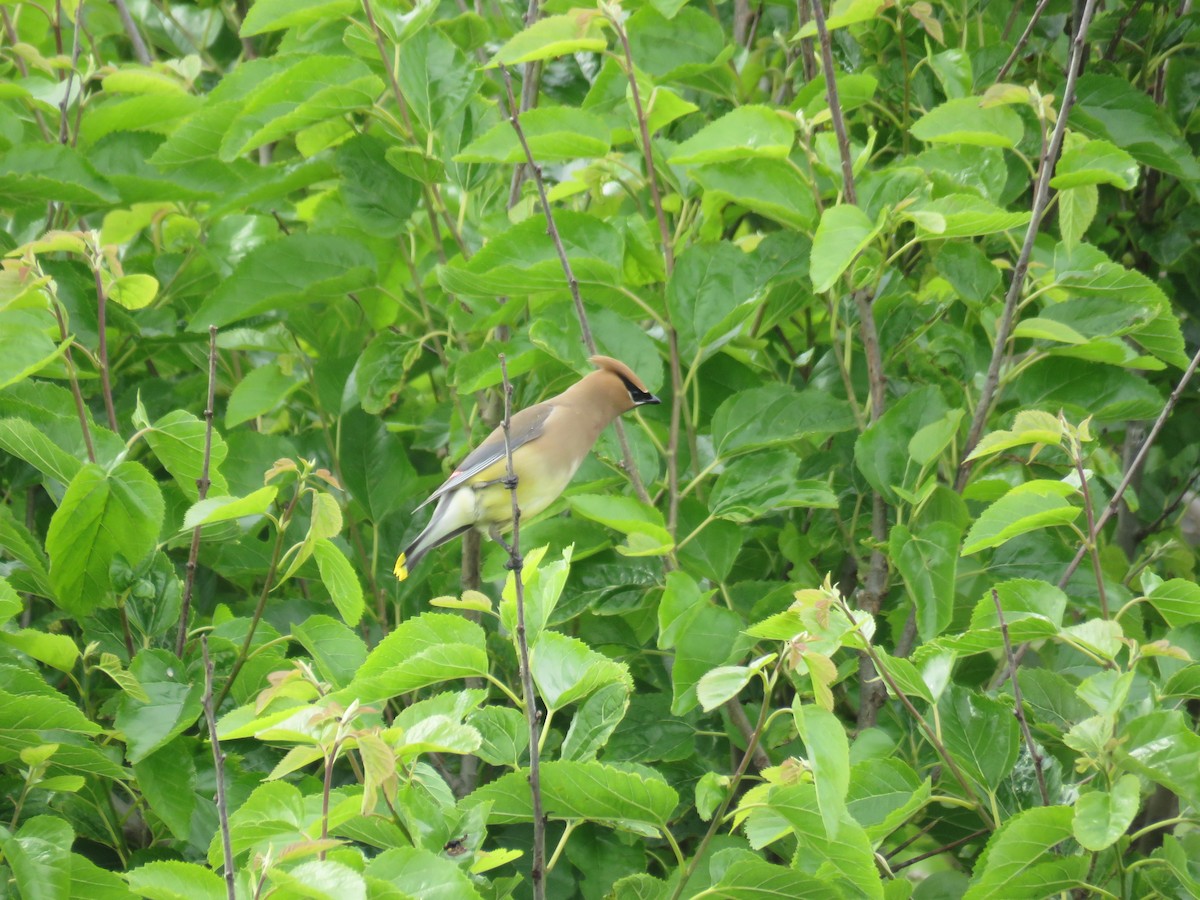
xmin=892 ymin=828 xmax=990 ymax=872
xmin=1059 ymin=344 xmax=1200 ymax=588
xmin=1 ymin=10 xmax=53 ymax=141
xmin=668 ymin=662 xmax=780 ymax=900
xmin=176 ymin=326 xmax=219 ymax=656
xmin=51 ymin=300 xmax=97 ymax=464
xmin=958 ymin=0 xmax=1099 ymax=487
xmin=724 ymin=697 xmax=771 ymax=770
xmin=997 ymin=0 xmax=1054 ymax=81
xmin=1072 ymin=451 xmax=1109 ymax=619
xmin=202 ymin=636 xmax=237 ymax=900
xmin=91 ymin=259 xmax=119 ymax=433
xmin=1135 ymin=468 xmax=1200 ymax=542
xmin=837 ymin=599 xmax=996 ymax=830
xmin=991 ymin=589 xmax=1049 ymax=805
xmin=57 ymin=0 xmax=83 ymax=145
xmin=113 ymin=0 xmax=152 ymax=64
xmin=496 ymin=63 xmax=651 ymax=506
xmin=499 ymin=354 xmax=545 ymax=900
xmin=1001 ymin=0 xmax=1024 ymax=41
xmin=506 ymin=0 xmax=543 ymax=206
xmin=214 ymin=488 xmax=301 ymax=709
xmin=1102 ymin=0 xmax=1145 ymax=60
xmin=796 ymin=0 xmax=817 ymax=82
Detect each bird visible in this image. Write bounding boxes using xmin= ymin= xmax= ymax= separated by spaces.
xmin=394 ymin=356 xmax=660 ymax=580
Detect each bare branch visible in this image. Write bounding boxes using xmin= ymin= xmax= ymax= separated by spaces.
xmin=177 ymin=327 xmax=219 ymax=656
xmin=1059 ymin=343 xmax=1200 ymax=588
xmin=997 ymin=0 xmax=1053 ymax=81
xmin=498 ymin=354 xmax=545 ymax=900
xmin=991 ymin=589 xmax=1049 ymax=805
xmin=113 ymin=0 xmax=152 ymax=65
xmin=958 ymin=0 xmax=1099 ymax=487
xmin=496 ymin=63 xmax=652 ymax=506
xmin=202 ymin=636 xmax=236 ymax=900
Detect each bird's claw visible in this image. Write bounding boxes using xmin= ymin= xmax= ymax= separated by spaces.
xmin=501 ymin=474 xmax=519 ymax=490
xmin=504 ymin=555 xmax=524 ymax=571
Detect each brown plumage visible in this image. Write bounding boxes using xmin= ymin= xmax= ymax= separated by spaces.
xmin=395 ymin=356 xmax=659 ymax=579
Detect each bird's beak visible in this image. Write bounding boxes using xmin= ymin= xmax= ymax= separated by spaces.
xmin=640 ymin=394 xmax=661 ymax=406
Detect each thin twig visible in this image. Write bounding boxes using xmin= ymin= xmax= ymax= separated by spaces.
xmin=796 ymin=0 xmax=817 ymax=82
xmin=991 ymin=589 xmax=1049 ymax=805
xmin=1059 ymin=343 xmax=1200 ymax=588
xmin=202 ymin=636 xmax=236 ymax=900
xmin=214 ymin=488 xmax=301 ymax=709
xmin=1135 ymin=468 xmax=1200 ymax=542
xmin=176 ymin=327 xmax=219 ymax=656
xmin=498 ymin=354 xmax=545 ymax=900
xmin=91 ymin=256 xmax=119 ymax=433
xmin=997 ymin=0 xmax=1054 ymax=81
xmin=1 ymin=10 xmax=53 ymax=141
xmin=892 ymin=828 xmax=990 ymax=872
xmin=1102 ymin=0 xmax=1145 ymax=60
xmin=668 ymin=662 xmax=781 ymax=900
xmin=113 ymin=0 xmax=152 ymax=64
xmin=506 ymin=0 xmax=543 ymax=206
xmin=57 ymin=0 xmax=83 ymax=145
xmin=1072 ymin=451 xmax=1109 ymax=619
xmin=496 ymin=63 xmax=651 ymax=506
xmin=1001 ymin=0 xmax=1024 ymax=41
xmin=811 ymin=0 xmax=891 ymax=729
xmin=836 ymin=598 xmax=996 ymax=830
xmin=958 ymin=0 xmax=1099 ymax=485
xmin=51 ymin=299 xmax=97 ymax=463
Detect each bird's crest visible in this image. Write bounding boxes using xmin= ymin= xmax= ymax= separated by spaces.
xmin=589 ymin=355 xmax=650 ymax=392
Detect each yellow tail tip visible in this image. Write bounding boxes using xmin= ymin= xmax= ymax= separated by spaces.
xmin=394 ymin=553 xmax=408 ymax=581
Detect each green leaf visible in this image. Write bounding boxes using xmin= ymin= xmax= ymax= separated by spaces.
xmin=963 ymin=806 xmax=1085 ymax=900
xmin=854 ymin=385 xmax=948 ymax=503
xmin=190 ymin=234 xmax=376 ymax=330
xmin=690 ymin=158 xmax=818 ymax=230
xmin=107 ymin=273 xmax=158 ymax=310
xmin=115 ymin=650 xmax=203 ymax=763
xmin=1147 ymin=579 xmax=1200 ymax=627
xmin=292 ymin=614 xmax=368 ymax=689
xmin=340 ymin=612 xmax=489 ymax=704
xmin=366 ymin=846 xmax=484 ymax=898
xmin=938 ymin=685 xmax=1019 ymax=790
xmin=1051 ymin=139 xmax=1139 ymax=190
xmin=132 ymin=740 xmax=197 ymax=842
xmin=666 ymin=241 xmax=761 ymax=359
xmin=0 ymin=628 xmax=80 ymax=672
xmin=910 ymin=98 xmax=1024 ymax=148
xmin=241 ymin=0 xmax=355 ymax=35
xmin=567 ymin=494 xmax=673 ymax=557
xmin=46 ymin=461 xmax=165 ymax=617
xmin=795 ymin=0 xmax=889 ymax=37
xmin=846 ymin=758 xmax=931 ymax=841
xmin=889 ymin=522 xmax=959 ymax=641
xmin=794 ymin=704 xmax=850 ymax=840
xmin=0 ymin=317 xmax=71 ymax=391
xmin=0 ymin=144 xmax=116 ymax=206
xmin=312 ymin=539 xmax=364 ymax=627
xmin=709 ymin=856 xmax=842 ymax=898
xmin=224 ymin=361 xmax=304 ymax=427
xmin=1070 ymin=75 xmax=1200 ymax=181
xmin=398 ymin=29 xmax=479 ymax=131
xmin=466 ymin=760 xmax=678 ymax=835
xmin=711 ymin=385 xmax=856 ymax=457
xmin=1073 ymin=774 xmax=1140 ymax=852
xmin=1058 ymin=183 xmax=1097 ymax=249
xmin=182 ymin=486 xmax=279 ymax=529
xmin=710 ymin=451 xmax=837 ymax=522
xmin=455 ymin=106 xmax=610 ymax=163
xmin=962 ymin=480 xmax=1080 ymax=555
xmin=1114 ymin=711 xmax=1200 ymax=809
xmin=697 ymin=665 xmax=754 ymax=712
xmin=910 ymin=194 xmax=1030 ymax=239
xmin=561 ymin=681 xmax=630 ymax=762
xmin=0 ymin=417 xmax=84 ymax=485
xmin=531 ymin=630 xmax=631 ymax=711
xmin=335 ymin=135 xmax=421 ymax=236
xmin=810 ymin=204 xmax=879 ymax=292
xmin=489 ymin=10 xmax=608 ymax=66
xmin=669 ymin=106 xmax=795 ymax=165
xmin=145 ymin=410 xmax=229 ymax=500
xmin=1 ymin=815 xmax=73 ymax=900
xmin=127 ymin=860 xmax=228 ymax=900
xmin=965 ymin=410 xmax=1063 ymax=462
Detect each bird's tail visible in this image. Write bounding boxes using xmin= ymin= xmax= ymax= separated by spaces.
xmin=394 ymin=490 xmax=475 ymax=580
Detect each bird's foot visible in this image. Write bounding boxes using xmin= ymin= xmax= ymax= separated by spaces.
xmin=501 ymin=474 xmax=519 ymax=490
xmin=504 ymin=554 xmax=524 ymax=571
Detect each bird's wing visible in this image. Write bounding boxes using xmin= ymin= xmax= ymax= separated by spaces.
xmin=414 ymin=402 xmax=555 ymax=511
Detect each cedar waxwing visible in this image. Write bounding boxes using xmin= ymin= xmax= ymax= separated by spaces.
xmin=394 ymin=356 xmax=660 ymax=580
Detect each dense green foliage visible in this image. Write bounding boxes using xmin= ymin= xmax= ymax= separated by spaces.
xmin=1 ymin=0 xmax=1199 ymax=897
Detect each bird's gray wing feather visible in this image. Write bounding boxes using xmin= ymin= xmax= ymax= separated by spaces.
xmin=414 ymin=402 xmax=554 ymax=511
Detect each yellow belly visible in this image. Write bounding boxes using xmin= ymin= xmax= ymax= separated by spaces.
xmin=472 ymin=453 xmax=577 ymax=529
